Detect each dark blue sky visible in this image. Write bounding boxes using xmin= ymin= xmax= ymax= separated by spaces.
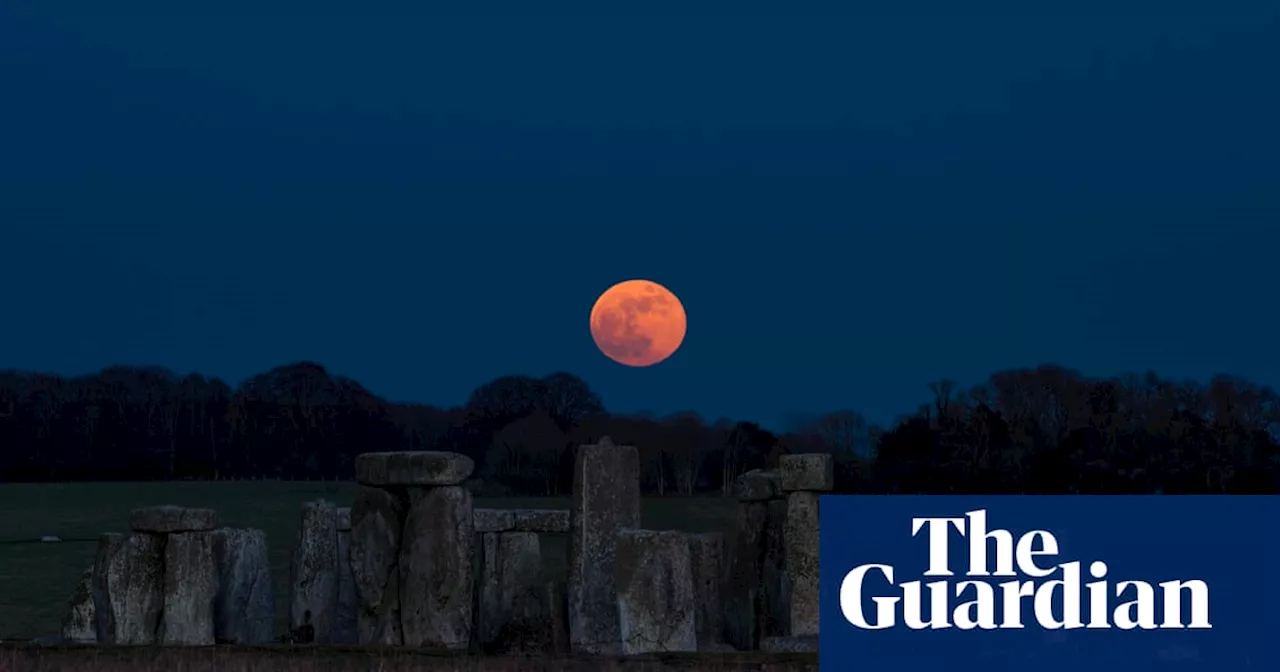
xmin=2 ymin=2 xmax=1278 ymax=428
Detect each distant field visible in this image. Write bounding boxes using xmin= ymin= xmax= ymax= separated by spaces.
xmin=0 ymin=481 xmax=738 ymax=640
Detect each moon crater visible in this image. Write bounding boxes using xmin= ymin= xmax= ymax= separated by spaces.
xmin=590 ymin=279 xmax=687 ymax=367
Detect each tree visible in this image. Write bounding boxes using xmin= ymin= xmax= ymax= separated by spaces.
xmin=486 ymin=411 xmax=566 ymax=495
xmin=0 ymin=361 xmax=1274 ymax=498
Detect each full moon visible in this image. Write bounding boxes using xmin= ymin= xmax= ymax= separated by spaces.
xmin=589 ymin=279 xmax=687 ymax=367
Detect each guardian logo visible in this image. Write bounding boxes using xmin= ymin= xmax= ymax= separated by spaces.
xmin=839 ymin=509 xmax=1211 ymax=631
xmin=818 ymin=496 xmax=1280 ymax=671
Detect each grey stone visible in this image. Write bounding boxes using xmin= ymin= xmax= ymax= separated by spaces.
xmin=615 ymin=529 xmax=697 ymax=654
xmin=60 ymin=567 xmax=96 ymax=643
xmin=779 ymin=454 xmax=834 ymax=492
xmin=211 ymin=528 xmax=275 ymax=644
xmin=761 ymin=634 xmax=819 ymax=652
xmin=474 ymin=508 xmax=515 ymax=533
xmin=722 ymin=502 xmax=766 ymax=651
xmin=41 ymin=535 xmax=61 ymax=543
xmin=92 ymin=532 xmax=164 ymax=644
xmin=687 ymin=532 xmax=724 ymax=651
xmin=400 ymin=485 xmax=474 ymax=649
xmin=785 ymin=492 xmax=820 ymax=636
xmin=91 ymin=533 xmax=124 ymax=643
xmin=336 ymin=507 xmax=352 ymax=532
xmin=546 ymin=580 xmax=570 ymax=654
xmin=568 ymin=437 xmax=641 ymax=655
xmin=334 ymin=529 xmax=358 ymax=644
xmin=289 ymin=499 xmax=338 ymax=643
xmin=514 ymin=509 xmax=570 ymax=533
xmin=763 ymin=499 xmax=790 ymax=637
xmin=161 ymin=531 xmax=218 ymax=645
xmin=354 ymin=451 xmax=475 ymax=486
xmin=733 ymin=469 xmax=782 ymax=501
xmin=349 ymin=486 xmax=404 ymax=645
xmin=129 ymin=505 xmax=219 ymax=533
xmin=478 ymin=531 xmax=544 ymax=651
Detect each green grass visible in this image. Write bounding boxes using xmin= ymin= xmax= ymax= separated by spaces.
xmin=0 ymin=481 xmax=738 ymax=641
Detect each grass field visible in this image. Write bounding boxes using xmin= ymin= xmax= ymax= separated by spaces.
xmin=0 ymin=481 xmax=739 ymax=641
xmin=0 ymin=645 xmax=817 ymax=672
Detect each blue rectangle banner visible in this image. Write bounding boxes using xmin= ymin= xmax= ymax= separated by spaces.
xmin=819 ymin=496 xmax=1280 ymax=670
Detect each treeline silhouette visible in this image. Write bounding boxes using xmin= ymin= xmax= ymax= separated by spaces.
xmin=0 ymin=362 xmax=1276 ymax=494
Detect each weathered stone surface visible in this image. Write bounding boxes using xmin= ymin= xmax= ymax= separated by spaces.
xmin=478 ymin=531 xmax=544 ymax=650
xmin=400 ymin=485 xmax=474 ymax=649
xmin=546 ymin=580 xmax=570 ymax=655
xmin=761 ymin=634 xmax=819 ymax=652
xmin=687 ymin=533 xmax=724 ymax=651
xmin=778 ymin=454 xmax=834 ymax=492
xmin=211 ymin=528 xmax=275 ymax=644
xmin=336 ymin=507 xmax=352 ymax=532
xmin=354 ymin=451 xmax=475 ymax=486
xmin=334 ymin=529 xmax=358 ymax=644
xmin=161 ymin=531 xmax=218 ymax=645
xmin=129 ymin=505 xmax=219 ymax=533
xmin=785 ymin=492 xmax=820 ymax=636
xmin=722 ymin=502 xmax=766 ymax=651
xmin=60 ymin=567 xmax=96 ymax=643
xmin=474 ymin=508 xmax=515 ymax=533
xmin=568 ymin=437 xmax=641 ymax=655
xmin=514 ymin=508 xmax=570 ymax=533
xmin=762 ymin=499 xmax=790 ymax=637
xmin=92 ymin=532 xmax=165 ymax=644
xmin=349 ymin=486 xmax=404 ymax=645
xmin=615 ymin=529 xmax=697 ymax=654
xmin=733 ymin=469 xmax=782 ymax=501
xmin=91 ymin=534 xmax=124 ymax=643
xmin=289 ymin=500 xmax=338 ymax=643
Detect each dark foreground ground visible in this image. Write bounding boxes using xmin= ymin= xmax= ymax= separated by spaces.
xmin=0 ymin=645 xmax=817 ymax=672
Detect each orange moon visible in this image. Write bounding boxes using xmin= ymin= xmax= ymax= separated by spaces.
xmin=589 ymin=279 xmax=687 ymax=367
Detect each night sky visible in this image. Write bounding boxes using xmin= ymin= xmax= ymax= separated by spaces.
xmin=2 ymin=2 xmax=1278 ymax=428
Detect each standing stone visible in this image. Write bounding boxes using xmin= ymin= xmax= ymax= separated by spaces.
xmin=161 ymin=531 xmax=218 ymax=645
xmin=60 ymin=567 xmax=96 ymax=643
xmin=92 ymin=533 xmax=124 ymax=643
xmin=761 ymin=635 xmax=819 ymax=652
xmin=762 ymin=499 xmax=790 ymax=636
xmin=290 ymin=500 xmax=338 ymax=643
xmin=474 ymin=508 xmax=516 ymax=533
xmin=615 ymin=529 xmax=697 ymax=654
xmin=355 ymin=451 xmax=475 ymax=486
xmin=129 ymin=505 xmax=219 ymax=534
xmin=211 ymin=528 xmax=275 ymax=644
xmin=733 ymin=469 xmax=781 ymax=501
xmin=722 ymin=502 xmax=766 ymax=650
xmin=478 ymin=531 xmax=544 ymax=651
xmin=400 ymin=485 xmax=474 ymax=649
xmin=335 ymin=526 xmax=358 ymax=644
xmin=688 ymin=533 xmax=724 ymax=651
xmin=785 ymin=492 xmax=821 ymax=636
xmin=546 ymin=580 xmax=570 ymax=654
xmin=568 ymin=437 xmax=641 ymax=654
xmin=93 ymin=532 xmax=165 ymax=644
xmin=513 ymin=509 xmax=570 ymax=533
xmin=778 ymin=454 xmax=834 ymax=492
xmin=349 ymin=487 xmax=404 ymax=645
